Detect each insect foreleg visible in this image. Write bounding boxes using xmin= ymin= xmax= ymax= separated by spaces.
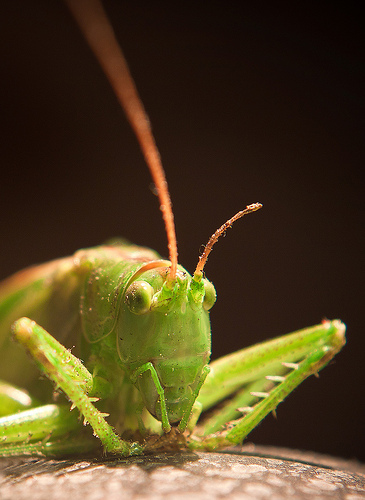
xmin=12 ymin=317 xmax=144 ymax=456
xmin=130 ymin=362 xmax=171 ymax=433
xmin=178 ymin=365 xmax=210 ymax=433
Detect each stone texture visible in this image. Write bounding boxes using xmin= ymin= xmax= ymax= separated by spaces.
xmin=1 ymin=446 xmax=364 ymax=499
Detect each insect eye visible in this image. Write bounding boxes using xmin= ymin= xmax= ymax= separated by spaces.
xmin=203 ymin=279 xmax=216 ymax=310
xmin=125 ymin=281 xmax=154 ymax=315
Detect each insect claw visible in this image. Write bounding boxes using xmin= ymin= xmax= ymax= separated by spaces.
xmin=70 ymin=403 xmax=76 ymax=411
xmin=282 ymin=362 xmax=300 ymax=370
xmin=250 ymin=391 xmax=269 ymax=398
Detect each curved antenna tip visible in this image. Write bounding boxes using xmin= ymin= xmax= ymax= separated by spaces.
xmin=194 ymin=202 xmax=263 ymax=275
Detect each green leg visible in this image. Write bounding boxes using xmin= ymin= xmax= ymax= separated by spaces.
xmin=197 ymin=377 xmax=282 ymax=436
xmin=131 ymin=362 xmax=171 ymax=433
xmin=10 ymin=317 xmax=144 ymax=456
xmin=178 ymin=365 xmax=210 ymax=433
xmin=0 ymin=432 xmax=99 ymax=458
xmin=0 ymin=403 xmax=98 ymax=457
xmin=0 ymin=380 xmax=97 ymax=457
xmin=189 ymin=320 xmax=345 ymax=451
xmin=0 ymin=380 xmax=39 ymax=417
xmin=131 ymin=362 xmax=210 ymax=434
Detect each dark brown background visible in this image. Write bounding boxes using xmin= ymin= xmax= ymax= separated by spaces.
xmin=0 ymin=2 xmax=363 ymax=461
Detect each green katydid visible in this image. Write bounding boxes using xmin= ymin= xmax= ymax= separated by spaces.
xmin=0 ymin=0 xmax=346 ymax=458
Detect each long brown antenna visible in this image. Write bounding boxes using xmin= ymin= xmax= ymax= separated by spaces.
xmin=65 ymin=0 xmax=178 ymax=279
xmin=194 ymin=203 xmax=263 ymax=276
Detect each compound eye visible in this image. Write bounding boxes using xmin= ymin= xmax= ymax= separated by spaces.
xmin=202 ymin=279 xmax=216 ymax=310
xmin=125 ymin=281 xmax=154 ymax=315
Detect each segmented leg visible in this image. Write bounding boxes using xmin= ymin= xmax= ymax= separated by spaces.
xmin=9 ymin=317 xmax=144 ymax=456
xmin=189 ymin=320 xmax=345 ymax=451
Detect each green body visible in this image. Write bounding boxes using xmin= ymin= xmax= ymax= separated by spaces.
xmin=0 ymin=241 xmax=346 ymax=457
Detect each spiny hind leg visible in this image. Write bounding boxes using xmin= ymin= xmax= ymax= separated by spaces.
xmin=9 ymin=317 xmax=144 ymax=456
xmin=0 ymin=402 xmax=99 ymax=457
xmin=189 ymin=320 xmax=346 ymax=451
xmin=0 ymin=380 xmax=98 ymax=457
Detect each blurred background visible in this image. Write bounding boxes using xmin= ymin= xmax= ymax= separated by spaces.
xmin=0 ymin=2 xmax=363 ymax=461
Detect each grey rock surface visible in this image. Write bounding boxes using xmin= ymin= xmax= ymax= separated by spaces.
xmin=1 ymin=445 xmax=364 ymax=499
